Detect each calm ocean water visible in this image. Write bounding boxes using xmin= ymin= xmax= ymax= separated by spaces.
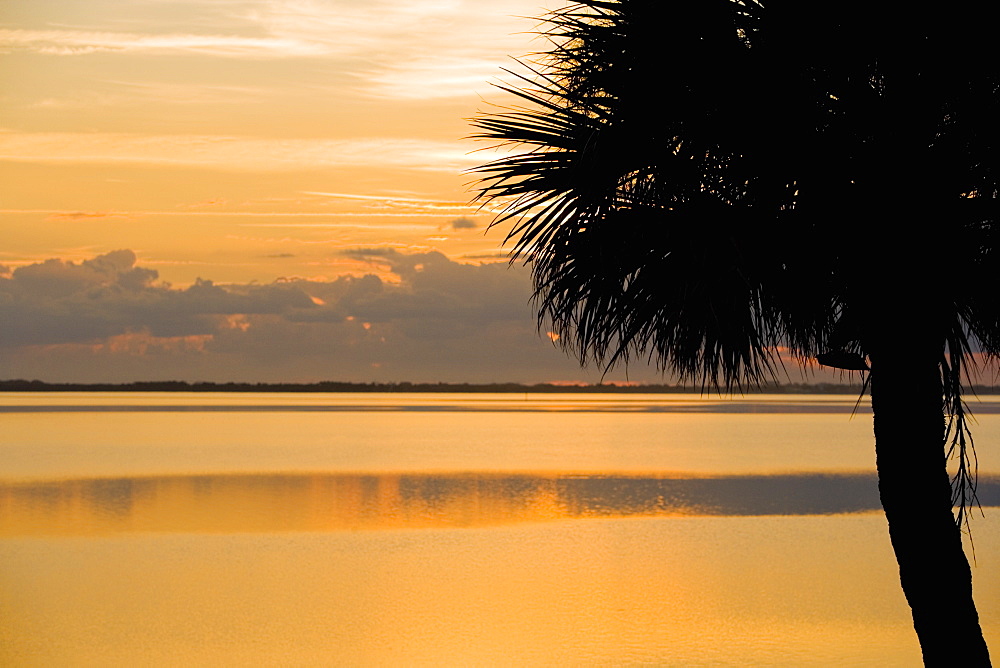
xmin=1 ymin=392 xmax=998 ymax=665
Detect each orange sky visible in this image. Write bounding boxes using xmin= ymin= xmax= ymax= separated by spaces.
xmin=0 ymin=0 xmax=557 ymax=284
xmin=0 ymin=1 xmax=850 ymax=384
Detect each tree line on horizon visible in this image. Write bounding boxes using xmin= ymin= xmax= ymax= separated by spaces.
xmin=0 ymin=378 xmax=899 ymax=393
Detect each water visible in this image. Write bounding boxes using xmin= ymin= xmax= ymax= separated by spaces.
xmin=1 ymin=392 xmax=998 ymax=665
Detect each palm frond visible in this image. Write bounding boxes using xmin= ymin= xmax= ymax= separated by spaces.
xmin=470 ymin=0 xmax=839 ymax=390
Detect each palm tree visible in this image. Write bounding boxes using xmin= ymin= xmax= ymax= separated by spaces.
xmin=471 ymin=1 xmax=998 ymax=664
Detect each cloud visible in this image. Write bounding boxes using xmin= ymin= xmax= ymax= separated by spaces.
xmin=0 ymin=29 xmax=329 ymax=58
xmin=10 ymin=249 xmax=157 ymax=298
xmin=1 ymin=248 xmax=855 ymax=385
xmin=0 ymin=133 xmax=480 ymax=172
xmin=301 ymin=191 xmax=474 ymax=214
xmin=0 ymin=250 xmax=316 ymax=347
xmin=0 ymin=248 xmax=631 ymax=384
xmin=245 ymin=0 xmax=570 ymax=100
xmin=45 ymin=211 xmax=131 ymax=222
xmin=1 ymin=0 xmax=559 ymax=100
xmin=461 ymin=251 xmax=508 ymax=261
xmin=447 ymin=217 xmax=478 ymax=230
xmin=0 ymin=209 xmax=464 ymax=224
xmin=365 ymin=55 xmax=516 ymax=100
xmin=332 ymin=248 xmax=531 ymax=332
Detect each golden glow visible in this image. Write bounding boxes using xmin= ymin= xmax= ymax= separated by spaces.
xmin=2 ymin=394 xmax=998 ymax=664
xmin=5 ymin=503 xmax=994 ymax=665
xmin=0 ymin=392 xmax=901 ymax=480
xmin=0 ymin=1 xmax=554 ymax=286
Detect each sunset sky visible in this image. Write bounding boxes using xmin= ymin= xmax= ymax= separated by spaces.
xmin=0 ymin=0 xmax=838 ymax=384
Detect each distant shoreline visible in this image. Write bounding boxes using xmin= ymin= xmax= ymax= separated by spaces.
xmin=0 ymin=378 xmax=885 ymax=394
xmin=3 ymin=379 xmax=997 ymax=395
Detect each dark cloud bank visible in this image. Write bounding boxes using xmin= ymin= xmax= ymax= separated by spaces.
xmin=0 ymin=248 xmax=657 ymax=384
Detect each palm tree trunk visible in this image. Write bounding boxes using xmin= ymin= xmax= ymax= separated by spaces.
xmin=869 ymin=341 xmax=991 ymax=666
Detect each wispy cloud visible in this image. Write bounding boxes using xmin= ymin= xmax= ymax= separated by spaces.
xmin=2 ymin=0 xmax=564 ymax=100
xmin=0 ymin=29 xmax=329 ymax=58
xmin=301 ymin=191 xmax=474 ymax=213
xmin=246 ymin=0 xmax=554 ymax=97
xmin=44 ymin=211 xmax=133 ymax=222
xmin=0 ymin=132 xmax=481 ymax=172
xmin=0 ymin=209 xmax=476 ymax=223
xmin=366 ymin=55 xmax=516 ymax=100
xmin=103 ymin=80 xmax=272 ymax=105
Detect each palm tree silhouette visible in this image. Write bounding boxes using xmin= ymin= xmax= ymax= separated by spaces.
xmin=472 ymin=1 xmax=997 ymax=664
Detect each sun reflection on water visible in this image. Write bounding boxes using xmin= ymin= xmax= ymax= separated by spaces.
xmin=2 ymin=393 xmax=998 ymax=665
